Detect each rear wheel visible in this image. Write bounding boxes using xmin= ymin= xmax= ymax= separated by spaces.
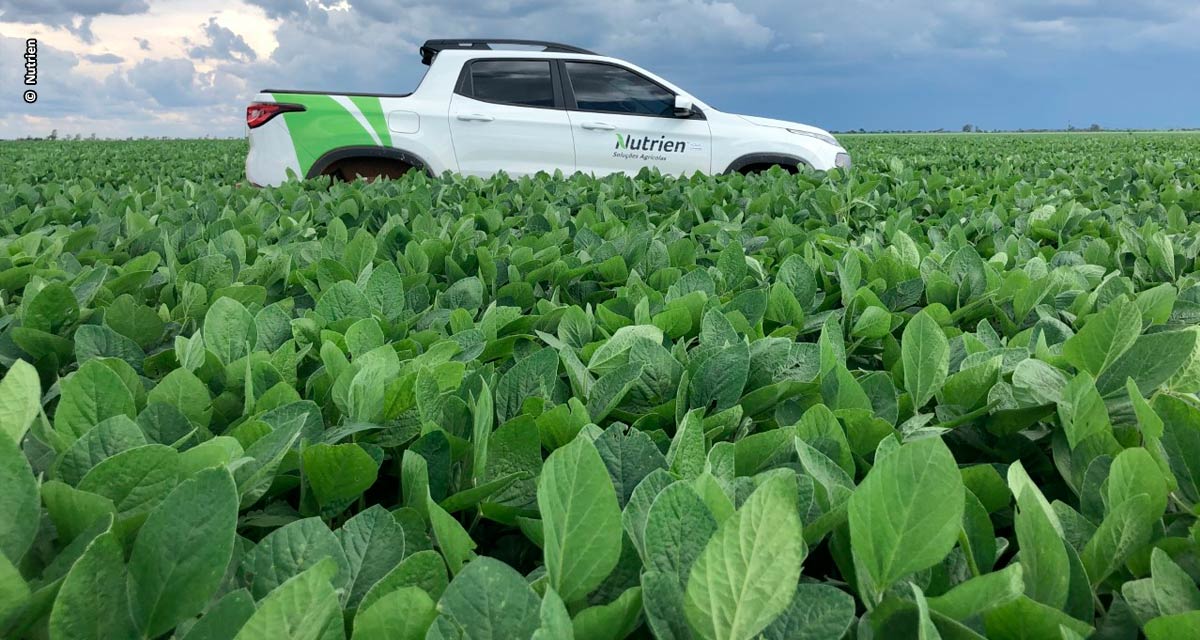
xmin=321 ymin=157 xmax=416 ymax=182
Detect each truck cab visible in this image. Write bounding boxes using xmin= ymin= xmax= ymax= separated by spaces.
xmin=245 ymin=39 xmax=850 ymax=186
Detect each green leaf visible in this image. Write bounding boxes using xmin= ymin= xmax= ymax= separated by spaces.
xmin=539 ymin=434 xmax=623 ymax=602
xmin=621 ymin=469 xmax=674 ymax=560
xmin=571 ymin=586 xmax=642 ymax=640
xmin=352 ymin=586 xmax=435 ymax=640
xmin=1107 ymin=447 xmax=1169 ymax=521
xmin=1153 ymin=394 xmax=1200 ymax=507
xmin=233 ymin=413 xmax=305 ymax=509
xmin=1057 ymin=372 xmax=1110 ymax=448
xmin=241 ymin=517 xmax=350 ymax=600
xmin=496 ymin=348 xmax=559 ymax=423
xmin=0 ymin=553 xmax=31 ymax=630
xmin=926 ymin=563 xmax=1025 ymax=620
xmin=1095 ymin=329 xmax=1196 ymax=396
xmin=1145 ymin=612 xmax=1200 ymax=640
xmin=643 ymin=569 xmax=692 ymax=640
xmin=588 ymin=325 xmax=664 ymax=375
xmin=587 ymin=362 xmax=644 ymax=423
xmin=910 ymin=583 xmax=941 ymax=640
xmin=848 ymin=436 xmax=964 ymax=603
xmin=688 ymin=342 xmax=749 ymax=412
xmin=234 ymin=558 xmax=344 ymax=640
xmin=54 ymin=360 xmax=137 ymax=444
xmin=357 ymin=549 xmax=448 ymax=617
xmin=128 ymin=468 xmax=239 ymax=638
xmin=1081 ymin=494 xmax=1155 ymax=586
xmin=684 ymin=474 xmax=806 ymax=640
xmin=982 ymin=595 xmax=1092 ymax=639
xmin=595 ymin=423 xmax=667 ymax=507
xmin=0 ymin=360 xmax=40 ymax=446
xmin=147 ymin=368 xmax=212 ymax=429
xmin=203 ymin=296 xmax=257 ymax=366
xmin=761 ymin=583 xmax=856 ymax=640
xmin=302 ymin=443 xmax=380 ymax=510
xmin=77 ymin=443 xmax=180 ymax=525
xmin=1011 ymin=464 xmax=1070 ymax=608
xmin=0 ymin=434 xmax=38 ymax=564
xmin=178 ymin=589 xmax=256 ymax=640
xmin=901 ymin=310 xmax=949 ymax=408
xmin=533 ymin=587 xmax=574 ymax=640
xmin=1062 ymin=298 xmax=1141 ymax=377
xmin=54 ymin=415 xmax=146 ymax=485
xmin=472 ymin=381 xmax=493 ymax=481
xmin=1150 ymin=548 xmax=1200 ymax=615
xmin=49 ymin=529 xmax=136 ymax=640
xmin=41 ymin=480 xmax=115 ymax=545
xmin=336 ymin=505 xmax=406 ymax=609
xmin=427 ymin=494 xmax=476 ymax=575
xmin=644 ymin=480 xmax=718 ymax=586
xmin=667 ymin=409 xmax=707 ymax=481
xmin=26 ymin=282 xmax=79 ymax=333
xmin=437 ymin=557 xmax=541 ymax=639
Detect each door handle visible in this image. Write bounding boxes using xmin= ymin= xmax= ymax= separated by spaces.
xmin=456 ymin=113 xmax=495 ymax=122
xmin=581 ymin=122 xmax=615 ymax=130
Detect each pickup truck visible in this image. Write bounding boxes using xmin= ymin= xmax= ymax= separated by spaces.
xmin=245 ymin=39 xmax=851 ymax=186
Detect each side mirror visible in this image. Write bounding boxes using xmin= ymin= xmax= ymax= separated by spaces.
xmin=673 ymin=95 xmax=694 ymax=118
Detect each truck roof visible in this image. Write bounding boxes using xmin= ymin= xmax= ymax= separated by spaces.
xmin=419 ymin=39 xmax=596 ymax=65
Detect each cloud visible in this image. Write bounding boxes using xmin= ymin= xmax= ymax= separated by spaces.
xmin=83 ymin=52 xmax=124 ymax=63
xmin=0 ymin=0 xmax=149 ymax=33
xmin=241 ymin=0 xmax=309 ymax=19
xmin=135 ymin=37 xmax=151 ymax=50
xmin=185 ymin=17 xmax=258 ymax=62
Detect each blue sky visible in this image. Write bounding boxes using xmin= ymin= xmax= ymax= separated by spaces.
xmin=1 ymin=0 xmax=1198 ymax=137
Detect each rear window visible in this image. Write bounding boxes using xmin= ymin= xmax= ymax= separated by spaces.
xmin=468 ymin=60 xmax=555 ymax=108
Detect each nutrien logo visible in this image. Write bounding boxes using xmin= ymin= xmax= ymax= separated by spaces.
xmin=615 ymin=133 xmax=687 ymax=153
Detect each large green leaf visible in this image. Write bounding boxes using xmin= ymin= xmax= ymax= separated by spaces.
xmin=241 ymin=517 xmax=350 ymax=600
xmin=352 ymin=587 xmax=436 ymax=640
xmin=49 ymin=529 xmax=136 ymax=640
xmin=0 ymin=360 xmax=40 ymax=446
xmin=234 ymin=558 xmax=344 ymax=640
xmin=128 ymin=467 xmax=239 ymax=638
xmin=847 ymin=436 xmax=964 ymax=603
xmin=0 ymin=434 xmax=38 ymax=564
xmin=684 ymin=474 xmax=805 ymax=640
xmin=437 ymin=557 xmax=541 ymax=639
xmin=901 ymin=310 xmax=949 ymax=408
xmin=538 ymin=434 xmax=623 ymax=602
xmin=336 ymin=505 xmax=406 ymax=609
xmin=54 ymin=360 xmax=137 ymax=444
xmin=204 ymin=297 xmax=257 ymax=366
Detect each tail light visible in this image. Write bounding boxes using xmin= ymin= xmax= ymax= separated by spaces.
xmin=246 ymin=102 xmax=305 ymax=128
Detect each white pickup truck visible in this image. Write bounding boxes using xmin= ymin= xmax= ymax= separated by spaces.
xmin=245 ymin=39 xmax=851 ymax=186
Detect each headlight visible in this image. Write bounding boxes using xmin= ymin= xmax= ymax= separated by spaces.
xmin=787 ymin=128 xmax=839 ymax=146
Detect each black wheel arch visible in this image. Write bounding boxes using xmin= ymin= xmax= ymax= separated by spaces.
xmin=723 ymin=152 xmax=811 ymax=174
xmin=305 ymin=145 xmax=434 ymax=179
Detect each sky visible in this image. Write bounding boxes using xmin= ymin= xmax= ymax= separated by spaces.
xmin=1 ymin=0 xmax=1198 ymax=138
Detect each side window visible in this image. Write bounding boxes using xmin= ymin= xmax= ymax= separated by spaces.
xmin=564 ymin=62 xmax=674 ymax=117
xmin=468 ymin=60 xmax=555 ymax=108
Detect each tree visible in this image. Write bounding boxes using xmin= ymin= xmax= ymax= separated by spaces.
xmin=962 ymin=124 xmax=975 ymax=133
xmin=48 ymin=129 xmax=58 ymax=140
xmin=1088 ymin=123 xmax=1102 ymax=132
